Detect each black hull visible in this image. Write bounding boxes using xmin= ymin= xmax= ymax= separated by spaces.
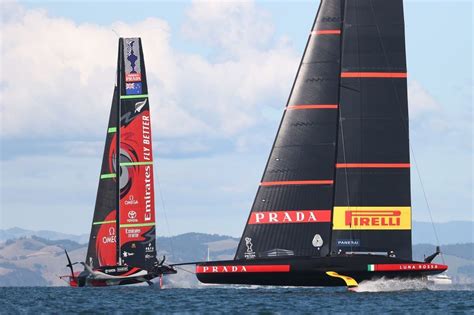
xmin=67 ymin=264 xmax=176 ymax=287
xmin=196 ymin=255 xmax=447 ymax=287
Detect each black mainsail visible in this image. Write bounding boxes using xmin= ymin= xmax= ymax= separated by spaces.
xmin=235 ymin=0 xmax=344 ymax=260
xmin=86 ymin=86 xmax=120 ymax=268
xmin=196 ymin=0 xmax=446 ymax=287
xmin=331 ymin=0 xmax=411 ymax=260
xmin=65 ymin=38 xmax=176 ymax=287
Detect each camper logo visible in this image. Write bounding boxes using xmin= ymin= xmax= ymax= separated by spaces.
xmin=333 ymin=207 xmax=411 ymax=230
xmin=244 ymin=237 xmax=256 ymax=259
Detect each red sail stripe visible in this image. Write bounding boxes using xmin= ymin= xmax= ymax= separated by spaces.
xmin=311 ymin=30 xmax=341 ymax=35
xmin=249 ymin=210 xmax=331 ymax=224
xmin=341 ymin=72 xmax=407 ymax=78
xmin=336 ymin=163 xmax=410 ymax=168
xmin=196 ymin=265 xmax=291 ymax=274
xmin=373 ymin=263 xmax=447 ymax=272
xmin=287 ymin=104 xmax=339 ymax=110
xmin=260 ymin=180 xmax=334 ymax=186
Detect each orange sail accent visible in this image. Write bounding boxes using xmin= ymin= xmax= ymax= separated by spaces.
xmin=341 ymin=72 xmax=407 ymax=78
xmin=311 ymin=30 xmax=341 ymax=35
xmin=336 ymin=163 xmax=411 ymax=168
xmin=287 ymin=104 xmax=339 ymax=110
xmin=261 ymin=180 xmax=334 ymax=186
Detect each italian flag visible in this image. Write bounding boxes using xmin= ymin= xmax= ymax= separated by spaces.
xmin=368 ymin=264 xmax=375 ymax=271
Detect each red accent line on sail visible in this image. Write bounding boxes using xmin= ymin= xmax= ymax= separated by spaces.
xmin=341 ymin=72 xmax=407 ymax=78
xmin=372 ymin=263 xmax=447 ymax=272
xmin=311 ymin=30 xmax=341 ymax=35
xmin=336 ymin=163 xmax=410 ymax=168
xmin=249 ymin=210 xmax=332 ymax=224
xmin=196 ymin=265 xmax=291 ymax=274
xmin=287 ymin=104 xmax=339 ymax=110
xmin=260 ymin=180 xmax=334 ymax=186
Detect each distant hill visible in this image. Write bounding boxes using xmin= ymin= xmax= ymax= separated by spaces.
xmin=0 ymin=232 xmax=473 ymax=286
xmin=0 ymin=233 xmax=238 ymax=286
xmin=2 ymin=220 xmax=472 ymax=246
xmin=0 ymin=227 xmax=89 ymax=244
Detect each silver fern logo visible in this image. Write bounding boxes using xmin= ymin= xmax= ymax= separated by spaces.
xmin=135 ymin=99 xmax=147 ymax=113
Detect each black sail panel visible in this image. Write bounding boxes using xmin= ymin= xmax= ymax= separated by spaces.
xmin=86 ymin=86 xmax=119 ymax=268
xmin=331 ymin=0 xmax=412 ymax=260
xmin=235 ymin=0 xmax=345 ymax=260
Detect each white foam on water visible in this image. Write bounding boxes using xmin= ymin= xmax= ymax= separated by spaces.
xmin=352 ymin=277 xmax=430 ymax=292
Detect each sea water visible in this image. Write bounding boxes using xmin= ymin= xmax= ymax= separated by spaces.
xmin=1 ymin=280 xmax=473 ymax=313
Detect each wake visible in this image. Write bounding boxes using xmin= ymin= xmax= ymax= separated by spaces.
xmin=351 ymin=277 xmax=464 ymax=292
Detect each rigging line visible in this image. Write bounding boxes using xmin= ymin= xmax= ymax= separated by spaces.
xmin=368 ymin=0 xmax=444 ymax=263
xmin=174 ymin=266 xmax=196 ymax=275
xmin=410 ymin=146 xmax=445 ymax=263
xmin=155 ymin=167 xmax=176 ymax=260
xmin=112 ymin=29 xmax=120 ymax=38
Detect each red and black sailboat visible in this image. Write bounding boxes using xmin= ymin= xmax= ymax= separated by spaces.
xmin=61 ymin=38 xmax=176 ymax=287
xmin=194 ymin=0 xmax=447 ymax=288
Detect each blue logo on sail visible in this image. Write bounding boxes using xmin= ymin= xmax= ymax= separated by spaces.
xmin=125 ymin=82 xmax=142 ymax=95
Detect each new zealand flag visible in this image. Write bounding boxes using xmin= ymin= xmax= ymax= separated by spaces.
xmin=125 ymin=82 xmax=142 ymax=95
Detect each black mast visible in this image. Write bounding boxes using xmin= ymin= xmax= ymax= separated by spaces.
xmin=116 ymin=38 xmax=123 ymax=265
xmin=327 ymin=0 xmax=346 ymax=255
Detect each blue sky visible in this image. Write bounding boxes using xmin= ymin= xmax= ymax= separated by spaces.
xmin=0 ymin=0 xmax=472 ymax=237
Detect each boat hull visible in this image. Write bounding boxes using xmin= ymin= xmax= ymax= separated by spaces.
xmin=196 ymin=255 xmax=447 ymax=287
xmin=63 ymin=264 xmax=177 ymax=287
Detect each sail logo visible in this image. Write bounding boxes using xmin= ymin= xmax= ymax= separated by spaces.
xmin=135 ymin=99 xmax=147 ymax=113
xmin=127 ymin=210 xmax=138 ymax=223
xmin=144 ymin=165 xmax=152 ymax=221
xmin=102 ymin=227 xmax=116 ymax=244
xmin=125 ymin=228 xmax=140 ymax=238
xmin=145 ymin=243 xmax=154 ymax=253
xmin=124 ymin=38 xmax=141 ymax=82
xmin=142 ymin=115 xmax=151 ymax=155
xmin=244 ymin=237 xmax=256 ymax=259
xmin=248 ymin=210 xmax=331 ymax=225
xmin=337 ymin=239 xmax=360 ymax=247
xmin=125 ymin=195 xmax=138 ymax=206
xmin=122 ymin=251 xmax=134 ymax=258
xmin=345 ymin=210 xmax=400 ymax=226
xmin=333 ymin=207 xmax=411 ymax=230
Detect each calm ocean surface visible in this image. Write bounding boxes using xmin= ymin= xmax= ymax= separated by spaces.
xmin=1 ymin=280 xmax=473 ymax=314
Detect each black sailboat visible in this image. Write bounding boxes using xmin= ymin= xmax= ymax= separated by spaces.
xmin=194 ymin=0 xmax=447 ymax=287
xmin=61 ymin=38 xmax=176 ymax=287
